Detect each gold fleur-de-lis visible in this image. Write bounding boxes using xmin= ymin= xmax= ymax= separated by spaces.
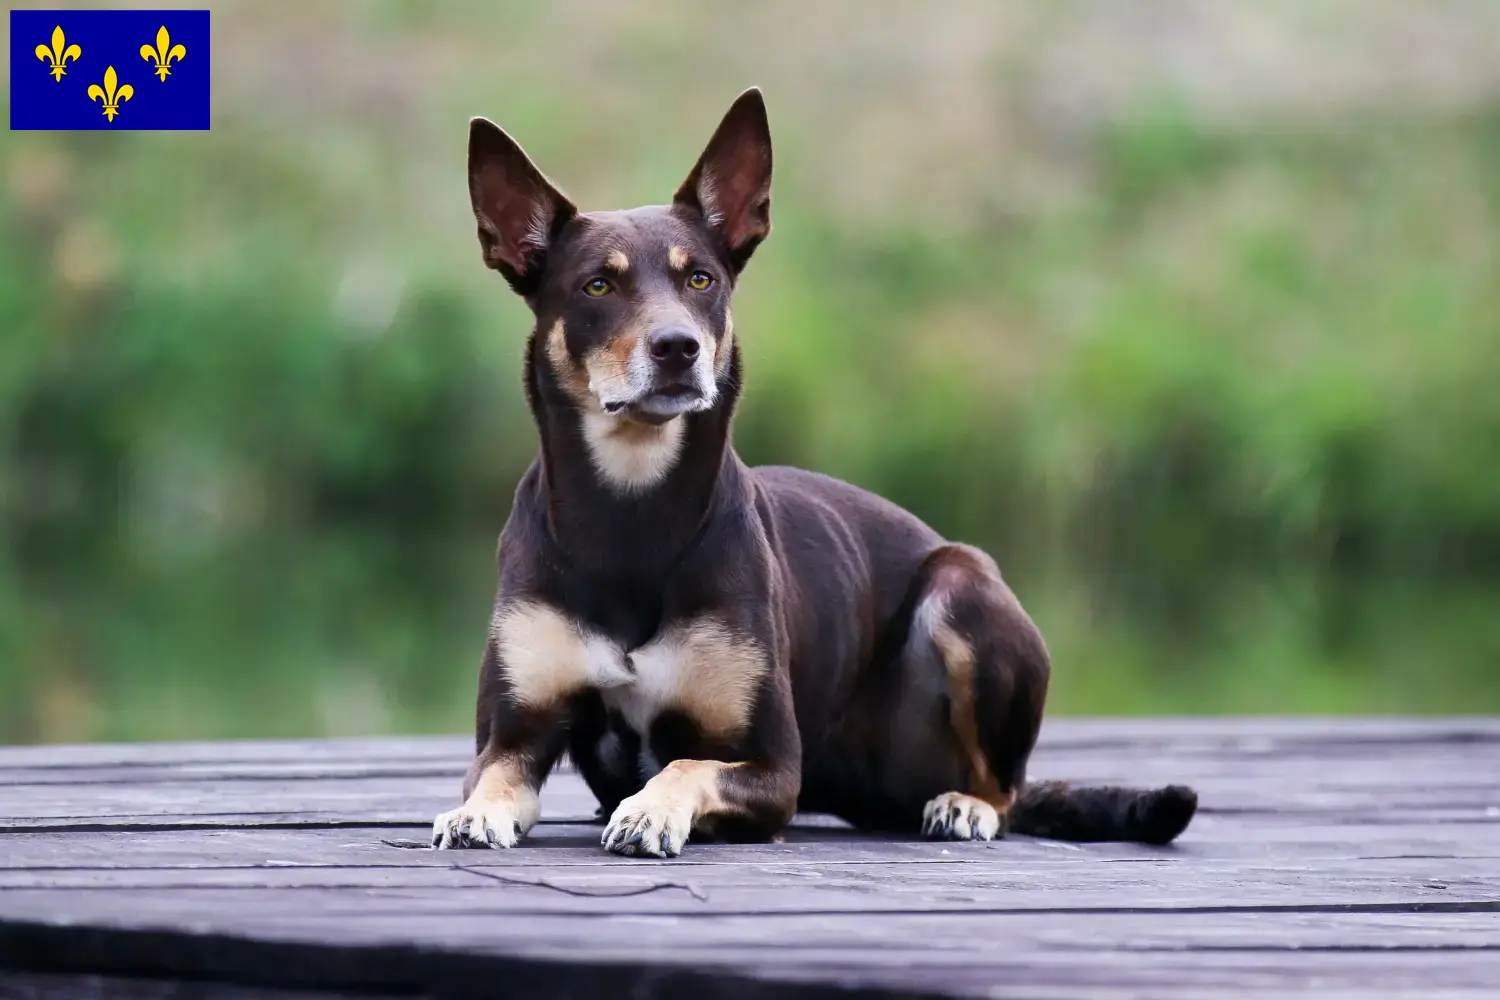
xmin=34 ymin=25 xmax=82 ymax=82
xmin=139 ymin=25 xmax=186 ymax=81
xmin=87 ymin=66 xmax=134 ymax=122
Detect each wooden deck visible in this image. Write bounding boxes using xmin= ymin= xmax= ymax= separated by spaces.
xmin=1 ymin=719 xmax=1497 ymax=998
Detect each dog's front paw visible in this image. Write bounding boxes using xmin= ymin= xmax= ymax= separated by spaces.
xmin=431 ymin=799 xmax=529 ymax=850
xmin=922 ymin=791 xmax=1003 ymax=842
xmin=601 ymin=792 xmax=693 ymax=858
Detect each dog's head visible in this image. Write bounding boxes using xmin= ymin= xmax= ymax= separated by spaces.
xmin=468 ymin=89 xmax=771 ymax=425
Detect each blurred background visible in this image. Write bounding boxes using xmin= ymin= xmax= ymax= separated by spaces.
xmin=3 ymin=0 xmax=1500 ymax=744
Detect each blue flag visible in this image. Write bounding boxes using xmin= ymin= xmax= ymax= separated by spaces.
xmin=10 ymin=9 xmax=210 ymax=130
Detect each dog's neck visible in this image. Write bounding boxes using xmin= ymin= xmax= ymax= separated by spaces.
xmin=522 ymin=334 xmax=743 ymax=582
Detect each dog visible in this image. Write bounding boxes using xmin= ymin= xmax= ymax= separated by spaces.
xmin=432 ymin=88 xmax=1198 ymax=857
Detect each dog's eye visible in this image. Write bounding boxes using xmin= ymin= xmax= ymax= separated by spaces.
xmin=583 ymin=278 xmax=612 ymax=297
xmin=687 ymin=270 xmax=713 ymax=291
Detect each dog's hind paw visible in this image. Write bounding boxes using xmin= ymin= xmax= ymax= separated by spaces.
xmin=922 ymin=791 xmax=1004 ymax=841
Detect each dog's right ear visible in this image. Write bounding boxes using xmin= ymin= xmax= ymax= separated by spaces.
xmin=674 ymin=88 xmax=772 ymax=275
xmin=468 ymin=117 xmax=577 ymax=296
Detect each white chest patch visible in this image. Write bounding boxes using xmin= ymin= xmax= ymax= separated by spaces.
xmin=494 ymin=605 xmax=767 ymax=742
xmin=602 ymin=635 xmax=686 ymax=736
xmin=602 ymin=618 xmax=767 ymax=741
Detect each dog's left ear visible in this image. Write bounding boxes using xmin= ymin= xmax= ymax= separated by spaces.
xmin=469 ymin=117 xmax=577 ymax=297
xmin=674 ymin=88 xmax=772 ymax=274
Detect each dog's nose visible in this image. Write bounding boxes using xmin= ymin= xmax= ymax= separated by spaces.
xmin=648 ymin=327 xmax=701 ymax=373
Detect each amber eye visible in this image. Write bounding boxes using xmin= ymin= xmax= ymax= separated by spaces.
xmin=583 ymin=277 xmax=612 ymax=297
xmin=687 ymin=270 xmax=713 ymax=291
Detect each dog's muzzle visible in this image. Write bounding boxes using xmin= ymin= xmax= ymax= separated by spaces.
xmin=597 ymin=325 xmax=717 ymax=421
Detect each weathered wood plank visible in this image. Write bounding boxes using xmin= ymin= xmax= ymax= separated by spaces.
xmin=4 ymin=908 xmax=1499 ymax=997
xmin=4 ymin=816 xmax=1497 ymax=876
xmin=2 ymin=719 xmax=1498 ymax=998
xmin=2 ymin=717 xmax=1493 ymax=779
xmin=5 ymin=728 xmax=1497 ymax=830
xmin=2 ymin=717 xmax=1494 ymax=764
xmin=0 ymin=971 xmax=396 ymax=1000
xmin=0 ymin=855 xmax=1495 ymax=914
xmin=0 ymin=735 xmax=473 ymax=769
xmin=0 ymin=772 xmax=600 ymax=829
xmin=6 ymin=895 xmax=1500 ymax=950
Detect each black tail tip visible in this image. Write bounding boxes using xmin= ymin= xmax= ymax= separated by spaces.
xmin=1135 ymin=784 xmax=1198 ymax=845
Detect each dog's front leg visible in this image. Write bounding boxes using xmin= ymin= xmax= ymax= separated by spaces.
xmin=601 ymin=756 xmax=799 ymax=858
xmin=601 ymin=664 xmax=801 ymax=858
xmin=432 ymin=746 xmax=552 ymax=849
xmin=432 ymin=630 xmax=574 ymax=849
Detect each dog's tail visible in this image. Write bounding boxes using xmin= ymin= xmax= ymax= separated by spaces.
xmin=1008 ymin=781 xmax=1198 ymax=845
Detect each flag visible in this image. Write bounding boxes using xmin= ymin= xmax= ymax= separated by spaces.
xmin=10 ymin=9 xmax=210 ymax=130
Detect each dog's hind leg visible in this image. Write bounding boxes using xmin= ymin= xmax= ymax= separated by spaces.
xmin=901 ymin=544 xmax=1197 ymax=845
xmin=899 ymin=544 xmax=1048 ymax=841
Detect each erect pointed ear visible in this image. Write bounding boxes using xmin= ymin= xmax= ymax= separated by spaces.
xmin=468 ymin=117 xmax=577 ymax=295
xmin=673 ymin=88 xmax=772 ymax=274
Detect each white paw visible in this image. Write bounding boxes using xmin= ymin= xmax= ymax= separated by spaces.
xmin=601 ymin=792 xmax=693 ymax=858
xmin=431 ymin=798 xmax=530 ymax=850
xmin=922 ymin=791 xmax=1002 ymax=841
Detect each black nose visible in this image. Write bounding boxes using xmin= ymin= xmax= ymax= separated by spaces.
xmin=648 ymin=327 xmax=701 ymax=373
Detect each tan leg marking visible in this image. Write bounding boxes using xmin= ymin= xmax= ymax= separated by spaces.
xmin=930 ymin=618 xmax=1010 ymax=808
xmin=489 ymin=600 xmax=632 ymax=709
xmin=601 ymin=759 xmax=742 ymax=857
xmin=432 ymin=755 xmax=540 ymax=849
xmin=667 ymin=245 xmax=689 ymax=270
xmin=914 ymin=574 xmax=1017 ymax=843
xmin=613 ymin=618 xmax=767 ymax=739
xmin=604 ymin=249 xmax=629 ymax=272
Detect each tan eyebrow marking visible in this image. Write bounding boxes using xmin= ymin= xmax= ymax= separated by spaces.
xmin=604 ymin=250 xmax=629 ymax=272
xmin=667 ymin=246 xmax=689 ymax=271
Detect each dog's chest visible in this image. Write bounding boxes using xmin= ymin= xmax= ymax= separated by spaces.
xmin=600 ymin=636 xmax=684 ymax=736
xmin=492 ymin=601 xmax=767 ymax=742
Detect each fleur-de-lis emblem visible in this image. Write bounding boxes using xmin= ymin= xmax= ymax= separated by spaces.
xmin=34 ymin=25 xmax=82 ymax=82
xmin=87 ymin=66 xmax=134 ymax=122
xmin=139 ymin=25 xmax=186 ymax=81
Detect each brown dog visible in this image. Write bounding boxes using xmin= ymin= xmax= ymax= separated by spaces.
xmin=432 ymin=89 xmax=1197 ymax=857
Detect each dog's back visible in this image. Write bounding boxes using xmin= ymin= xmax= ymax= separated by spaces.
xmin=750 ymin=465 xmax=938 ymax=712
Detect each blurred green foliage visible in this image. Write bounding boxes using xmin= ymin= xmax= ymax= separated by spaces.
xmin=3 ymin=2 xmax=1499 ymax=742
